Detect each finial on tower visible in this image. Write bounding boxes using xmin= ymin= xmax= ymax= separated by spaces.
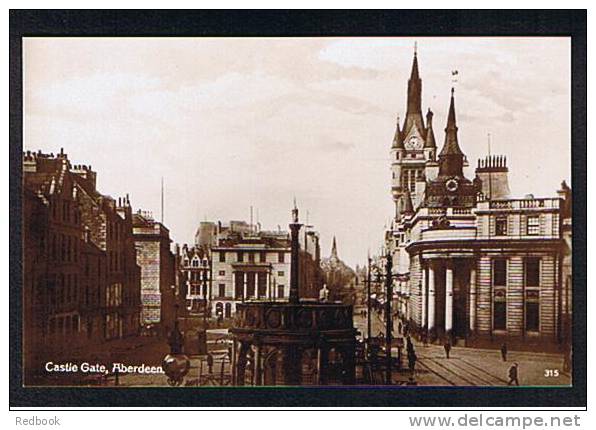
xmin=414 ymin=41 xmax=417 ymax=56
xmin=292 ymin=197 xmax=299 ymax=223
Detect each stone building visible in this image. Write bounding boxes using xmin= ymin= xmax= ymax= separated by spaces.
xmin=22 ymin=149 xmax=142 ymax=381
xmin=178 ymin=244 xmax=211 ymax=316
xmin=386 ymin=52 xmax=572 ymax=350
xmin=132 ymin=211 xmax=178 ymax=332
xmin=211 ymin=228 xmax=292 ymax=319
xmin=209 ymin=220 xmax=320 ymax=319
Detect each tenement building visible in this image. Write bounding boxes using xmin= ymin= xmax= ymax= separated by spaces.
xmin=178 ymin=244 xmax=211 ymax=316
xmin=22 ymin=149 xmax=142 ymax=381
xmin=386 ymin=52 xmax=572 ymax=350
xmin=132 ymin=211 xmax=178 ymax=333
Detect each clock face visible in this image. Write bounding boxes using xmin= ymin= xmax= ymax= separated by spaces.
xmin=446 ymin=178 xmax=459 ymax=192
xmin=406 ymin=136 xmax=423 ymax=150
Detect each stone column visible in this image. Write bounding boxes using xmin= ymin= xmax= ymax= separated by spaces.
xmin=266 ymin=270 xmax=271 ymax=300
xmin=469 ymin=264 xmax=477 ymax=333
xmin=428 ymin=264 xmax=436 ymax=337
xmin=254 ymin=343 xmax=262 ymax=386
xmin=243 ymin=272 xmax=248 ymax=301
xmin=235 ymin=342 xmax=249 ymax=386
xmin=445 ymin=263 xmax=454 ymax=337
xmin=231 ymin=271 xmax=235 ymax=300
xmin=316 ymin=342 xmax=328 ymax=385
xmin=420 ymin=262 xmax=427 ymax=334
xmin=231 ymin=340 xmax=237 ymax=385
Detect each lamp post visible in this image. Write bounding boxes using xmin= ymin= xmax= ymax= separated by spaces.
xmin=162 ymin=316 xmax=190 ymax=386
xmin=289 ymin=202 xmax=302 ymax=304
xmin=162 ymin=287 xmax=190 ymax=386
xmin=366 ymin=255 xmax=372 ymax=345
xmin=384 ymin=250 xmax=393 ymax=385
xmin=372 ymin=251 xmax=396 ymax=385
xmin=303 ymin=223 xmax=314 ymax=296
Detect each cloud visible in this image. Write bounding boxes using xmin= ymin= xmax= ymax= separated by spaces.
xmin=23 ymin=37 xmax=571 ymax=267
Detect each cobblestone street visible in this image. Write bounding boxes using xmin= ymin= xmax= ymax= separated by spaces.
xmin=354 ymin=310 xmax=571 ymax=387
xmin=111 ymin=312 xmax=572 ymax=388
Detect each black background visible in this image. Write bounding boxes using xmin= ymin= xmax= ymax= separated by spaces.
xmin=9 ymin=9 xmax=587 ymax=409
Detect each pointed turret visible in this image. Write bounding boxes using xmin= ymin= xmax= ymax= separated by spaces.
xmin=424 ymin=108 xmax=436 ymax=148
xmin=392 ymin=114 xmax=404 ymax=149
xmin=438 ymin=88 xmax=465 ymax=177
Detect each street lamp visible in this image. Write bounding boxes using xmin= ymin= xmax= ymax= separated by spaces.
xmin=370 ymin=251 xmax=396 ymax=385
xmin=366 ymin=255 xmax=372 ymax=346
xmin=162 ymin=287 xmax=190 ymax=386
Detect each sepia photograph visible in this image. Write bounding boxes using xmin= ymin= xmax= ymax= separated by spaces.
xmin=9 ymin=9 xmax=586 ymax=409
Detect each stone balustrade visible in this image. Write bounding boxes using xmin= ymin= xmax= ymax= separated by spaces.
xmin=232 ymin=301 xmax=354 ymax=332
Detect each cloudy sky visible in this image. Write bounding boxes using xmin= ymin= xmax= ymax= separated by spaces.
xmin=23 ymin=37 xmax=570 ymax=267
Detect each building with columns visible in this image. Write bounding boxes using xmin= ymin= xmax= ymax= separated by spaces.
xmin=386 ymin=51 xmax=572 ymax=350
xmin=210 ymin=227 xmax=292 ymax=319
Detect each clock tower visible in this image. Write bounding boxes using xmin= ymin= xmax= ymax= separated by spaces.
xmin=391 ymin=49 xmax=437 ymax=220
xmin=424 ymin=88 xmax=477 ymax=208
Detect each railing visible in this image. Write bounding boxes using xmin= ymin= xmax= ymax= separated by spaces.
xmin=420 ymin=227 xmax=476 ymax=241
xmin=416 ymin=207 xmax=474 ymax=217
xmin=232 ymin=302 xmax=354 ymax=332
xmin=488 ymin=198 xmax=559 ymax=210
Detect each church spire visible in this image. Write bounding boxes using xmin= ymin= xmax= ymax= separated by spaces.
xmin=438 ymin=88 xmax=465 ymax=176
xmin=331 ymin=236 xmax=338 ymax=259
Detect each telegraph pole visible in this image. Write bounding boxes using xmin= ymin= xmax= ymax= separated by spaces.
xmin=367 ymin=253 xmax=372 ymax=344
xmin=385 ymin=250 xmax=393 ymax=385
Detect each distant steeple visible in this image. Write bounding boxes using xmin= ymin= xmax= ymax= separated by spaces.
xmin=438 ymin=88 xmax=465 ymax=176
xmin=331 ymin=236 xmax=338 ymax=259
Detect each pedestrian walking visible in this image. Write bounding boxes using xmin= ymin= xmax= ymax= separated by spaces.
xmin=507 ymin=363 xmax=519 ymax=386
xmin=443 ymin=340 xmax=451 ymax=359
xmin=500 ymin=343 xmax=508 ymax=362
xmin=207 ymin=353 xmax=214 ymax=374
xmin=407 ymin=349 xmax=417 ymax=373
